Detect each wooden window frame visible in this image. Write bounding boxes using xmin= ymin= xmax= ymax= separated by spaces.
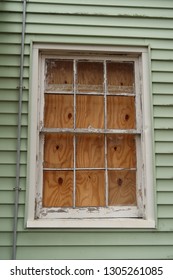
xmin=26 ymin=44 xmax=155 ymax=228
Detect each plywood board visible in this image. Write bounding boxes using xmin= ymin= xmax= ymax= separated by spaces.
xmin=76 ymin=95 xmax=104 ymax=128
xmin=107 ymin=62 xmax=134 ymax=94
xmin=76 ymin=134 xmax=105 ymax=168
xmin=108 ymin=170 xmax=136 ymax=206
xmin=44 ymin=94 xmax=74 ymax=128
xmin=107 ymin=96 xmax=136 ymax=129
xmin=107 ymin=134 xmax=136 ymax=168
xmin=76 ymin=171 xmax=105 ymax=207
xmin=43 ymin=171 xmax=73 ymax=207
xmin=44 ymin=133 xmax=74 ymax=168
xmin=45 ymin=59 xmax=73 ymax=92
xmin=77 ymin=61 xmax=104 ymax=93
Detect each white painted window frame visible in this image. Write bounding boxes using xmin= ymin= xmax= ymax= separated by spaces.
xmin=26 ymin=44 xmax=155 ymax=228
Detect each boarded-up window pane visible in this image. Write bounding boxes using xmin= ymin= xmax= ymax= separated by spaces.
xmin=108 ymin=170 xmax=136 ymax=206
xmin=107 ymin=62 xmax=134 ymax=94
xmin=44 ymin=94 xmax=74 ymax=128
xmin=77 ymin=61 xmax=104 ymax=93
xmin=107 ymin=134 xmax=136 ymax=168
xmin=44 ymin=134 xmax=74 ymax=168
xmin=45 ymin=60 xmax=73 ymax=92
xmin=107 ymin=96 xmax=136 ymax=129
xmin=43 ymin=171 xmax=73 ymax=207
xmin=76 ymin=171 xmax=105 ymax=207
xmin=76 ymin=95 xmax=104 ymax=128
xmin=76 ymin=134 xmax=104 ymax=168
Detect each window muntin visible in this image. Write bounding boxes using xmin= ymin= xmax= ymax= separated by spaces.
xmin=36 ymin=56 xmax=143 ymax=220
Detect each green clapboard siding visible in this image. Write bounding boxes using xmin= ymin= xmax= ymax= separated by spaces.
xmin=0 ymin=0 xmax=173 ymax=260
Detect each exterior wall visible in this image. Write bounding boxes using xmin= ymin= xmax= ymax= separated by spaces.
xmin=0 ymin=0 xmax=173 ymax=259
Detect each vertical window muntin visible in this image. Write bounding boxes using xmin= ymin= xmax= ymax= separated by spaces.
xmin=37 ymin=55 xmax=143 ymax=219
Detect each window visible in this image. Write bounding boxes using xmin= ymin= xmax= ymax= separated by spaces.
xmin=27 ymin=44 xmax=155 ymax=228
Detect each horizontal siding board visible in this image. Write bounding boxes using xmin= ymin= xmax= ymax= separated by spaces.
xmin=0 ymin=102 xmax=28 ymax=114
xmin=0 ymin=114 xmax=28 ymax=126
xmin=0 ymin=177 xmax=26 ymax=191
xmin=0 ymin=44 xmax=30 ymax=55
xmin=24 ymin=0 xmax=173 ymax=9
xmin=0 ymin=1 xmax=22 ymax=11
xmin=153 ymin=95 xmax=173 ymax=106
xmin=154 ymin=106 xmax=173 ymax=117
xmin=0 ymin=233 xmax=13 ymax=246
xmin=16 ymin=245 xmax=173 ymax=259
xmin=0 ymin=190 xmax=25 ymax=204
xmin=0 ymin=247 xmax=12 ymax=260
xmin=25 ymin=25 xmax=173 ymax=39
xmin=0 ymin=139 xmax=27 ymax=151
xmin=157 ymin=179 xmax=173 ymax=192
xmin=155 ymin=130 xmax=173 ymax=141
xmin=0 ymin=205 xmax=24 ymax=218
xmin=2 ymin=12 xmax=173 ymax=30
xmin=0 ymin=78 xmax=29 ymax=90
xmin=26 ymin=35 xmax=148 ymax=46
xmin=0 ymin=151 xmax=27 ymax=164
xmin=156 ymin=154 xmax=173 ymax=167
xmin=15 ymin=232 xmax=173 ymax=246
xmin=152 ymin=73 xmax=173 ymax=83
xmin=0 ymin=12 xmax=22 ymax=23
xmin=0 ymin=165 xmax=26 ymax=178
xmin=154 ymin=118 xmax=173 ymax=129
xmin=1 ymin=33 xmax=172 ymax=50
xmin=3 ymin=0 xmax=173 ymax=8
xmin=158 ymin=206 xmax=173 ymax=218
xmin=1 ymin=23 xmax=173 ymax=40
xmin=26 ymin=3 xmax=173 ymax=19
xmin=151 ymin=49 xmax=173 ymax=60
xmin=0 ymin=219 xmax=13 ymax=232
xmin=0 ymin=126 xmax=27 ymax=139
xmin=152 ymin=61 xmax=173 ymax=72
xmin=0 ymin=55 xmax=29 ymax=67
xmin=0 ymin=67 xmax=29 ymax=78
xmin=25 ymin=14 xmax=173 ymax=30
xmin=153 ymin=83 xmax=173 ymax=95
xmin=0 ymin=90 xmax=28 ymax=102
xmin=156 ymin=167 xmax=173 ymax=180
xmin=157 ymin=192 xmax=173 ymax=204
xmin=155 ymin=142 xmax=173 ymax=154
xmin=0 ymin=34 xmax=22 ymax=44
xmin=158 ymin=219 xmax=173 ymax=231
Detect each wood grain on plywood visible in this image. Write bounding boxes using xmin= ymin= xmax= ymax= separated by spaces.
xmin=77 ymin=61 xmax=104 ymax=93
xmin=107 ymin=134 xmax=136 ymax=168
xmin=44 ymin=94 xmax=74 ymax=128
xmin=46 ymin=59 xmax=73 ymax=92
xmin=76 ymin=95 xmax=104 ymax=128
xmin=43 ymin=171 xmax=73 ymax=207
xmin=108 ymin=170 xmax=136 ymax=206
xmin=44 ymin=133 xmax=74 ymax=168
xmin=107 ymin=96 xmax=136 ymax=129
xmin=107 ymin=62 xmax=134 ymax=94
xmin=76 ymin=134 xmax=104 ymax=168
xmin=76 ymin=170 xmax=105 ymax=207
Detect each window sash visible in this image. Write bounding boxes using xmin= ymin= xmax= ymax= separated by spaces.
xmin=35 ymin=55 xmax=143 ymax=219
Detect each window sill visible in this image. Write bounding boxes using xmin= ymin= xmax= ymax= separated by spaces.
xmin=27 ymin=218 xmax=155 ymax=229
